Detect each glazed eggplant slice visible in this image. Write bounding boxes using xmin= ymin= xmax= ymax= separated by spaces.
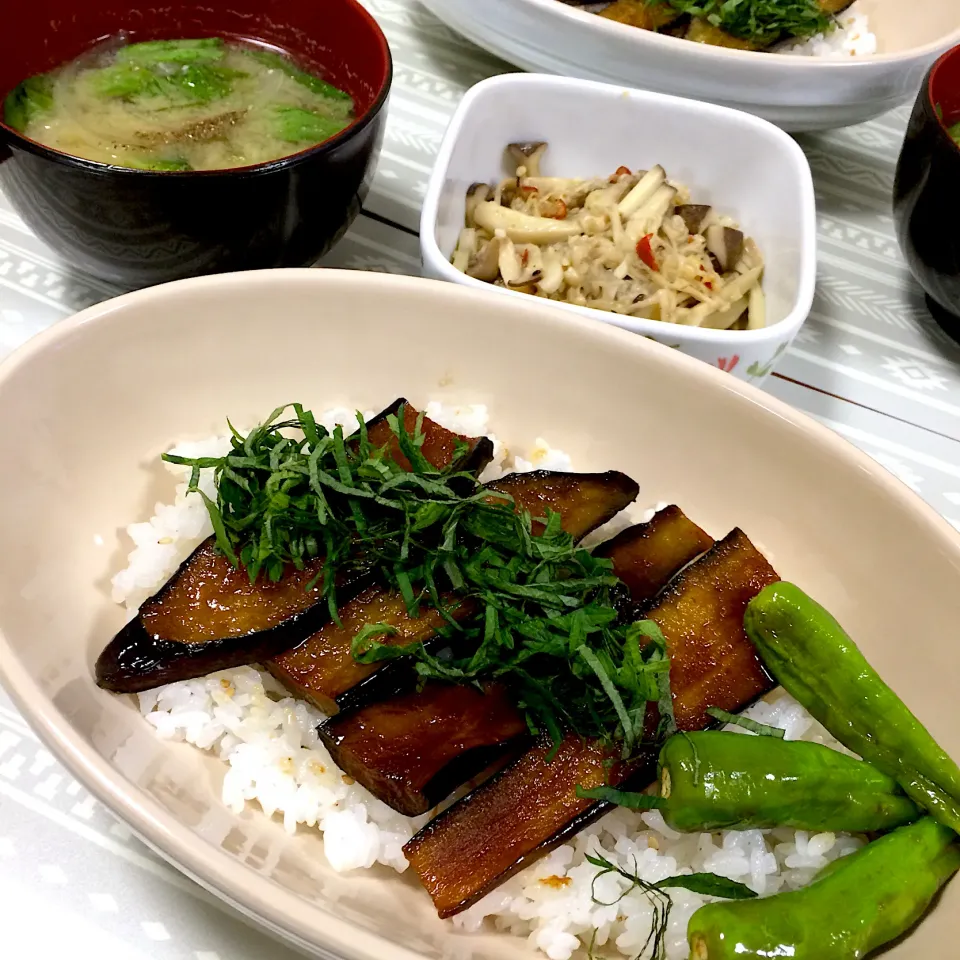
xmin=364 ymin=398 xmax=495 ymax=477
xmin=266 ymin=469 xmax=639 ymax=715
xmin=318 ymin=682 xmax=529 ymax=816
xmin=404 ymin=732 xmax=651 ymax=919
xmin=95 ymin=537 xmax=347 ymax=693
xmin=594 ymin=504 xmax=713 ymax=605
xmin=266 ymin=588 xmax=476 ymax=715
xmin=96 ymin=400 xmax=493 ymax=693
xmin=639 ymin=527 xmax=779 ymax=730
xmin=488 ymin=469 xmax=640 ymax=538
xmin=817 ymin=0 xmax=855 ymax=13
xmin=403 ymin=526 xmax=778 ymax=918
xmin=599 ymin=0 xmax=682 ymax=30
xmin=685 ymin=18 xmax=764 ymax=49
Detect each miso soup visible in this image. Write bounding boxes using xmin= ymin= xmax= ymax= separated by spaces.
xmin=2 ymin=37 xmax=355 ymax=171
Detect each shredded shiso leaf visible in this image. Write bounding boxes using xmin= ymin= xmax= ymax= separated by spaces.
xmin=165 ymin=403 xmax=673 ymax=752
xmin=575 ymin=784 xmax=665 ymax=809
xmin=707 ymin=706 xmax=786 ymax=738
xmin=656 ymin=0 xmax=832 ymax=44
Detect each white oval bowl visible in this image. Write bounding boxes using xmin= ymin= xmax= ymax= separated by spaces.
xmin=0 ymin=269 xmax=959 ymax=960
xmin=420 ymin=0 xmax=960 ymax=131
xmin=420 ymin=75 xmax=816 ymax=383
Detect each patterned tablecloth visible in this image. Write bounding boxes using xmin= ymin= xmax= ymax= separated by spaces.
xmin=2 ymin=2 xmax=960 ymax=957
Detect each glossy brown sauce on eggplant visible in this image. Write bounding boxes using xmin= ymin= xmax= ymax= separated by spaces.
xmin=641 ymin=527 xmax=778 ymax=731
xmin=596 ymin=504 xmax=713 ymax=604
xmin=367 ymin=403 xmax=483 ymax=473
xmin=268 ymin=588 xmax=474 ymax=713
xmin=139 ymin=539 xmax=325 ymax=643
xmin=319 ymin=682 xmax=528 ymax=816
xmin=488 ymin=470 xmax=640 ymax=540
xmin=404 ymin=733 xmax=642 ymax=917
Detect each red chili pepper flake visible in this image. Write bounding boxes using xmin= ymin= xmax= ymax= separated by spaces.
xmin=543 ymin=198 xmax=567 ymax=220
xmin=521 ymin=249 xmax=529 ymax=266
xmin=520 ymin=184 xmax=539 ymax=194
xmin=636 ymin=234 xmax=659 ymax=272
xmin=610 ymin=165 xmax=632 ymax=181
xmin=704 ymin=281 xmax=713 ymax=290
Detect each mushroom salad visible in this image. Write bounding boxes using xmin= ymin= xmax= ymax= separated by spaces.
xmin=452 ymin=142 xmax=766 ymax=330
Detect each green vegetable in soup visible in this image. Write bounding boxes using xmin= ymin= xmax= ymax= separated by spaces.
xmin=88 ymin=63 xmax=163 ymax=99
xmin=163 ymin=64 xmax=247 ymax=104
xmin=3 ymin=75 xmax=54 ymax=132
xmin=9 ymin=36 xmax=355 ymax=170
xmin=126 ymin=155 xmax=193 ymax=171
xmin=89 ymin=61 xmax=244 ymax=104
xmin=687 ymin=817 xmax=960 ymax=960
xmin=744 ymin=582 xmax=960 ymax=832
xmin=933 ymin=104 xmax=960 ymax=148
xmin=246 ymin=48 xmax=352 ymax=101
xmin=274 ymin=106 xmax=349 ymax=143
xmin=115 ymin=38 xmax=226 ymax=65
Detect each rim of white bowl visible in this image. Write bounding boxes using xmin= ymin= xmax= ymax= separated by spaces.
xmin=512 ymin=0 xmax=960 ymax=68
xmin=420 ymin=73 xmax=817 ymax=346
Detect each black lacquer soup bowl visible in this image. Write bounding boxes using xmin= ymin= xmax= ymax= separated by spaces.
xmin=0 ymin=0 xmax=392 ymax=287
xmin=894 ymin=44 xmax=960 ymax=335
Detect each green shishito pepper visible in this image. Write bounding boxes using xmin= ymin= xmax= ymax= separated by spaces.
xmin=659 ymin=731 xmax=920 ymax=833
xmin=744 ymin=582 xmax=960 ymax=832
xmin=686 ymin=816 xmax=960 ymax=960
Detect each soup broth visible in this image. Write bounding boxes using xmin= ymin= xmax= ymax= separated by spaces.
xmin=2 ymin=37 xmax=355 ymax=171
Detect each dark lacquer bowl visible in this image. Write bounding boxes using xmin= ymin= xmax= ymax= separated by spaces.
xmin=894 ymin=44 xmax=960 ymax=336
xmin=0 ymin=0 xmax=391 ymax=287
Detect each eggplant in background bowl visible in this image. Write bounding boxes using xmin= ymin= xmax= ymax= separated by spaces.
xmin=420 ymin=0 xmax=960 ymax=132
xmin=0 ymin=0 xmax=392 ymax=288
xmin=894 ymin=44 xmax=960 ymax=337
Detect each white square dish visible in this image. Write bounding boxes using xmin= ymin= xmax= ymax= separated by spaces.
xmin=421 ymin=74 xmax=817 ymax=382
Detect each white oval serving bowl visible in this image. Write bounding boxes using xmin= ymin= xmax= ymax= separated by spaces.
xmin=421 ymin=74 xmax=816 ymax=383
xmin=1 ymin=269 xmax=959 ymax=960
xmin=420 ymin=0 xmax=960 ymax=131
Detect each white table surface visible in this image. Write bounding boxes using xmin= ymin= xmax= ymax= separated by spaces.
xmin=3 ymin=2 xmax=960 ymax=957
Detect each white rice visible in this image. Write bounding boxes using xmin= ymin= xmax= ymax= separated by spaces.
xmin=115 ymin=402 xmax=861 ymax=960
xmin=782 ymin=2 xmax=877 ymax=57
